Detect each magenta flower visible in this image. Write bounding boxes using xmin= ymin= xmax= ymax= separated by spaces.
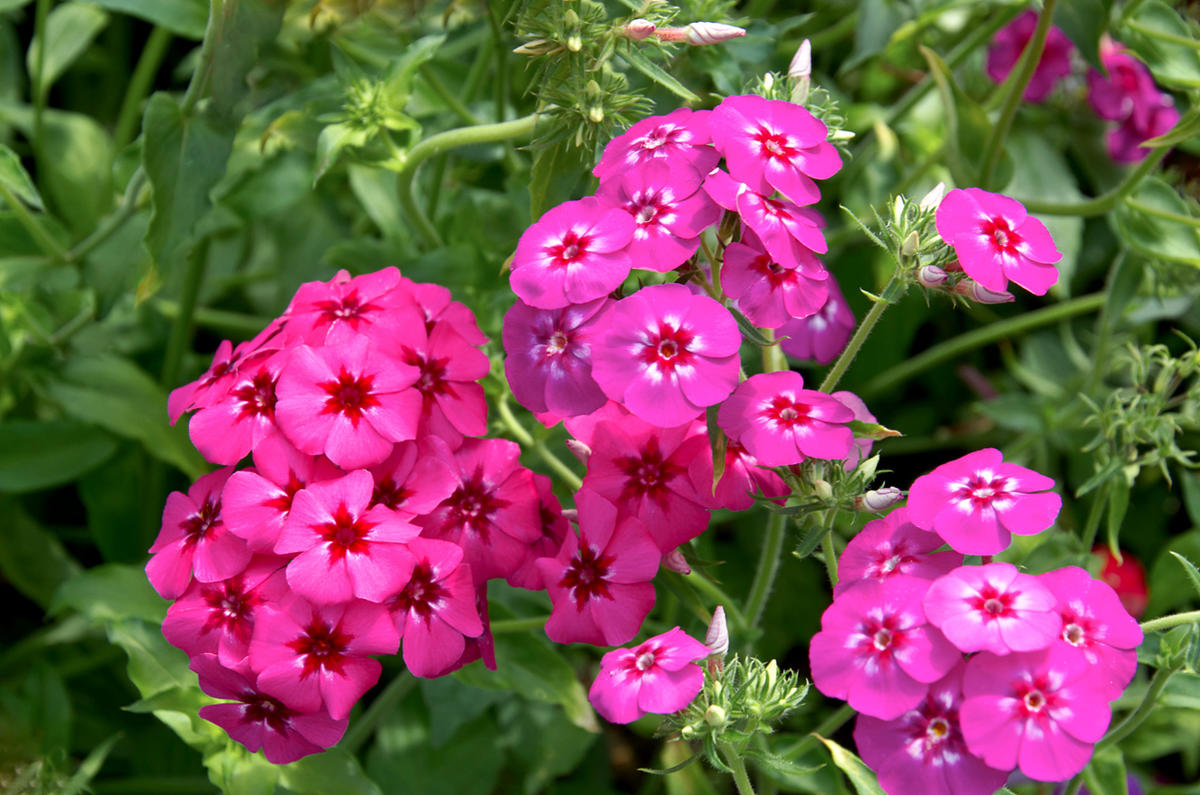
xmin=1108 ymin=100 xmax=1179 ymax=163
xmin=386 ymin=537 xmax=483 ymax=678
xmin=923 ymin=563 xmax=1062 ymax=655
xmin=710 ymin=94 xmax=841 ymax=205
xmin=1038 ymin=566 xmax=1143 ymax=698
xmin=275 ymin=470 xmax=420 ymax=605
xmin=721 ymin=233 xmax=828 ymax=328
xmin=854 ymin=663 xmax=1009 ymax=795
xmin=593 ymin=108 xmax=719 ymax=184
xmin=833 ymin=507 xmax=963 ymax=598
xmin=192 ymin=653 xmax=347 ymax=764
xmin=705 ymin=170 xmax=827 ymax=267
xmin=510 ymin=197 xmax=635 ymax=309
xmin=274 ymin=337 xmax=422 ymax=470
xmin=810 ymin=576 xmax=961 ymax=720
xmin=961 ymin=643 xmax=1113 ymax=781
xmin=508 ymin=472 xmax=571 ymax=591
xmin=588 ymin=626 xmax=710 ymax=724
xmin=283 ymin=267 xmax=422 ymax=347
xmin=1087 ymin=38 xmax=1161 ymax=123
xmin=367 ymin=437 xmax=458 ymax=518
xmin=935 ymin=188 xmax=1062 ymax=296
xmin=147 ymin=467 xmax=249 ymax=600
xmin=537 ymin=489 xmax=660 ymax=646
xmin=249 ymin=595 xmax=397 ymax=720
xmin=168 ymin=318 xmax=287 ymax=423
xmin=712 ymin=441 xmax=789 ymax=512
xmin=718 ymin=371 xmax=856 ymax=466
xmin=187 ymin=350 xmax=286 ymax=466
xmin=779 ymin=274 xmax=855 ymax=365
xmin=502 ymin=297 xmax=610 ymax=418
xmin=833 ymin=390 xmax=875 ymax=471
xmin=986 ymin=11 xmax=1074 ymax=103
xmin=397 ymin=275 xmax=489 ymax=346
xmin=591 ymin=283 xmax=740 ymax=427
xmin=907 ymin=448 xmax=1062 ymax=555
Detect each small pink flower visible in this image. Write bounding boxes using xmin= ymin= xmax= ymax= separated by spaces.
xmin=704 ymin=170 xmax=827 ymax=267
xmin=187 ymin=350 xmax=287 ymax=466
xmin=283 ymin=267 xmax=422 ymax=347
xmin=779 ymin=275 xmax=855 ymax=365
xmin=721 ymin=232 xmax=829 ymax=328
xmin=591 ymin=283 xmax=740 ymax=427
xmin=510 ymin=197 xmax=635 ymax=309
xmin=809 ymin=576 xmax=961 ymax=720
xmin=593 ymin=108 xmax=720 ymax=185
xmin=986 ymin=11 xmax=1074 ymax=103
xmin=1087 ymin=39 xmax=1160 ymax=124
xmin=935 ymin=188 xmax=1062 ymax=296
xmin=854 ymin=662 xmax=1009 ymax=795
xmin=396 ymin=275 xmax=489 ymax=347
xmin=396 ymin=321 xmax=491 ymax=445
xmin=961 ymin=643 xmax=1113 ymax=781
xmin=168 ymin=319 xmax=287 ymax=423
xmin=1108 ymin=100 xmax=1179 ymax=163
xmin=718 ymin=371 xmax=856 ymax=466
xmin=508 ymin=472 xmax=571 ymax=591
xmin=1038 ymin=566 xmax=1143 ymax=698
xmin=367 ymin=437 xmax=458 ymax=518
xmin=712 ymin=441 xmax=789 ymax=512
xmin=907 ymin=448 xmax=1062 ymax=555
xmin=923 ymin=563 xmax=1062 ymax=655
xmin=834 ymin=507 xmax=963 ymax=598
xmin=710 ymin=94 xmax=841 ymax=205
xmin=502 ymin=297 xmax=610 ymax=418
xmin=588 ymin=626 xmax=710 ymax=723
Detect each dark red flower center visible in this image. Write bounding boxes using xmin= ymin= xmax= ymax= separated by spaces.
xmin=200 ymin=576 xmax=262 ymax=640
xmin=391 ymin=560 xmax=449 ymax=620
xmin=754 ymin=126 xmax=798 ymax=162
xmin=561 ymin=543 xmax=615 ymax=609
xmin=548 ymin=230 xmax=591 ymax=267
xmin=639 ymin=322 xmax=695 ymax=373
xmin=628 ymin=190 xmax=671 ymax=228
xmin=981 ymin=216 xmax=1023 ymax=256
xmin=371 ymin=477 xmax=413 ymax=510
xmin=765 ymin=395 xmax=811 ymax=429
xmin=447 ymin=476 xmax=506 ymax=537
xmin=637 ymin=123 xmax=686 ymax=154
xmin=320 ymin=368 xmax=380 ymax=425
xmin=857 ymin=614 xmax=904 ymax=661
xmin=289 ymin=619 xmax=353 ymax=678
xmin=315 ymin=289 xmax=380 ymax=329
xmin=182 ymin=497 xmax=222 ymax=547
xmin=617 ymin=437 xmax=683 ymax=506
xmin=317 ymin=503 xmax=376 ymax=561
xmin=402 ymin=349 xmax=450 ymax=397
xmin=241 ymin=692 xmax=295 ymax=733
xmin=264 ymin=472 xmax=305 ymax=514
xmin=233 ymin=369 xmax=278 ymax=420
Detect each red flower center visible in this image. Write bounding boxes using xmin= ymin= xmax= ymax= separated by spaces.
xmin=637 ymin=124 xmax=685 ymax=153
xmin=543 ymin=330 xmax=571 ymax=358
xmin=315 ymin=289 xmax=380 ymax=329
xmin=957 ymin=473 xmax=1013 ymax=508
xmin=639 ymin=322 xmax=695 ymax=373
xmin=320 ymin=369 xmax=380 ymax=425
xmin=548 ymin=230 xmax=591 ymax=267
xmin=391 ymin=560 xmax=449 ymax=620
xmin=754 ymin=126 xmax=798 ymax=162
xmin=970 ymin=584 xmax=1015 ymax=619
xmin=765 ymin=395 xmax=811 ymax=429
xmin=981 ymin=216 xmax=1023 ymax=256
xmin=403 ymin=349 xmax=450 ymax=397
xmin=628 ymin=190 xmax=671 ymax=228
xmin=617 ymin=437 xmax=683 ymax=505
xmin=233 ymin=369 xmax=278 ymax=420
xmin=318 ymin=503 xmax=376 ymax=560
xmin=182 ymin=498 xmax=222 ymax=547
xmin=561 ymin=543 xmax=615 ymax=610
xmin=857 ymin=614 xmax=904 ymax=661
xmin=447 ymin=476 xmax=506 ymax=537
xmin=289 ymin=619 xmax=353 ymax=678
xmin=264 ymin=472 xmax=305 ymax=515
xmin=241 ymin=692 xmax=295 ymax=733
xmin=200 ymin=576 xmax=261 ymax=640
xmin=371 ymin=477 xmax=413 ymax=510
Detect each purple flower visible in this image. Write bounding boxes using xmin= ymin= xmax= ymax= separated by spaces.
xmin=779 ymin=274 xmax=855 ymax=365
xmin=588 ymin=626 xmax=710 ymax=723
xmin=502 ymin=297 xmax=610 ymax=418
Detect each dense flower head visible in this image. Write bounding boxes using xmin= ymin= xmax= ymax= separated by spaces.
xmin=935 ymin=188 xmax=1062 ymax=296
xmin=589 ymin=626 xmax=710 ymax=723
xmin=718 ymin=371 xmax=857 ymax=466
xmin=283 ymin=267 xmax=423 ymax=347
xmin=778 ymin=274 xmax=855 ymax=365
xmin=985 ymin=11 xmax=1074 ymax=103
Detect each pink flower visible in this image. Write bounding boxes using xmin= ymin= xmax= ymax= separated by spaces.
xmin=397 ymin=320 xmax=491 ymax=445
xmin=935 ymin=188 xmax=1062 ymax=296
xmin=502 ymin=297 xmax=610 ymax=418
xmin=704 ymin=170 xmax=827 ymax=267
xmin=907 ymin=448 xmax=1062 ymax=555
xmin=1087 ymin=39 xmax=1160 ymax=123
xmin=537 ymin=489 xmax=659 ymax=646
xmin=593 ymin=108 xmax=720 ymax=185
xmin=397 ymin=275 xmax=489 ymax=346
xmin=854 ymin=662 xmax=1009 ymax=795
xmin=508 ymin=472 xmax=571 ymax=590
xmin=712 ymin=441 xmax=789 ymax=512
xmin=192 ymin=653 xmax=347 ymax=764
xmin=591 ymin=283 xmax=740 ymax=427
xmin=1038 ymin=566 xmax=1142 ymax=698
xmin=1108 ymin=100 xmax=1179 ymax=163
xmin=186 ymin=350 xmax=286 ymax=466
xmin=710 ymin=94 xmax=841 ymax=206
xmin=274 ymin=337 xmax=422 ymax=470
xmin=386 ymin=537 xmax=483 ymax=678
xmin=147 ymin=467 xmax=249 ymax=600
xmin=721 ymin=232 xmax=828 ymax=328
xmin=275 ymin=470 xmax=420 ymax=604
xmin=923 ymin=563 xmax=1062 ymax=655
xmin=833 ymin=390 xmax=875 ymax=470
xmin=367 ymin=437 xmax=458 ymax=517
xmin=283 ymin=267 xmax=422 ymax=346
xmin=588 ymin=626 xmax=710 ymax=723
xmin=510 ymin=197 xmax=635 ymax=309
xmin=961 ymin=643 xmax=1113 ymax=781
xmin=986 ymin=11 xmax=1074 ymax=103
xmin=168 ymin=319 xmax=287 ymax=423
xmin=717 ymin=371 xmax=856 ymax=466
xmin=833 ymin=507 xmax=963 ymax=598
xmin=596 ymin=161 xmax=721 ymax=272
xmin=809 ymin=576 xmax=961 ymax=720
xmin=779 ymin=274 xmax=855 ymax=365
xmin=249 ymin=596 xmax=397 ymax=720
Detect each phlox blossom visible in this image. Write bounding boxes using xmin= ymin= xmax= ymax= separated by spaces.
xmin=593 ymin=108 xmax=719 ymax=184
xmin=986 ymin=11 xmax=1074 ymax=103
xmin=367 ymin=437 xmax=458 ymax=517
xmin=588 ymin=626 xmax=710 ymax=724
xmin=712 ymin=441 xmax=789 ymax=512
xmin=396 ymin=320 xmax=491 ymax=444
xmin=167 ymin=318 xmax=286 ymax=423
xmin=283 ymin=267 xmax=422 ymax=346
xmin=779 ymin=275 xmax=855 ymax=365
xmin=721 ymin=232 xmax=828 ymax=328
xmin=935 ymin=188 xmax=1062 ymax=296
xmin=717 ymin=371 xmax=856 ymax=466
xmin=187 ymin=350 xmax=286 ymax=466
xmin=834 ymin=507 xmax=962 ymax=598
xmin=502 ymin=297 xmax=609 ymax=418
xmin=704 ymin=170 xmax=827 ymax=268
xmin=907 ymin=448 xmax=1062 ymax=555
xmin=508 ymin=473 xmax=570 ymax=591
xmin=923 ymin=563 xmax=1061 ymax=655
xmin=591 ymin=283 xmax=740 ymax=427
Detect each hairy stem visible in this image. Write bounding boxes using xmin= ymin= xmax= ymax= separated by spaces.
xmin=744 ymin=510 xmax=787 ymax=629
xmin=719 ymin=742 xmax=757 ymax=795
xmin=1140 ymin=610 xmax=1200 ymax=633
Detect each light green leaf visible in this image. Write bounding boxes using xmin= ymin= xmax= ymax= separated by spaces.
xmin=1142 ymin=106 xmax=1200 ymax=148
xmin=203 ymin=745 xmax=281 ymax=795
xmin=383 ymin=33 xmax=446 ymax=109
xmin=1121 ymin=0 xmax=1200 ymax=88
xmin=843 ymin=0 xmax=910 ymax=72
xmin=0 ymin=142 xmax=44 ymax=210
xmin=0 ymin=419 xmax=117 ymax=493
xmin=26 ymin=1 xmax=109 ymax=100
xmin=816 ymin=736 xmax=885 ymax=795
xmin=59 ymin=734 xmax=121 ymax=795
xmin=314 ymin=122 xmax=371 ymax=184
xmin=281 ymin=747 xmax=382 ymax=795
xmin=0 ymin=0 xmax=34 ymax=11
xmin=1170 ymin=551 xmax=1200 ymax=601
xmin=743 ymin=748 xmax=825 ymax=777
xmin=621 ymin=46 xmax=701 ymax=104
xmin=1113 ymin=177 xmax=1200 ymax=266
xmin=89 ymin=0 xmax=206 ymax=39
xmin=51 ymin=563 xmax=168 ymax=625
xmin=106 ymin=618 xmax=194 ymax=698
xmin=0 ymin=499 xmax=82 ymax=609
xmin=919 ymin=45 xmax=1009 ymax=189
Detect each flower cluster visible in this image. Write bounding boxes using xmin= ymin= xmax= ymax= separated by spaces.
xmin=1087 ymin=37 xmax=1180 ymax=163
xmin=810 ymin=449 xmax=1142 ymax=793
xmin=150 ymin=268 xmax=563 ymax=763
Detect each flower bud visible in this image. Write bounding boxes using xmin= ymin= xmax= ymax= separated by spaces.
xmin=567 ymin=34 xmax=582 ymax=52
xmin=919 ymin=181 xmax=947 ymax=210
xmin=662 ymin=548 xmax=691 ymax=574
xmin=562 ymin=9 xmax=580 ymax=27
xmin=651 ymin=26 xmax=687 ymax=42
xmin=917 ymin=265 xmax=948 ymax=288
xmin=705 ymin=606 xmax=729 ymax=658
xmin=829 ymin=129 xmax=855 ymax=142
xmin=564 ymin=439 xmax=591 ymax=464
xmin=900 ymin=230 xmax=919 ymax=257
xmin=587 ymin=106 xmax=605 ymax=124
xmin=956 ymin=280 xmax=1014 ymax=304
xmin=812 ymin=479 xmax=833 ymax=501
xmin=892 ymin=195 xmax=906 ymax=221
xmin=704 ymin=704 xmax=727 ymax=727
xmin=624 ymin=19 xmax=656 ymax=40
xmin=685 ymin=22 xmax=746 ymax=46
xmin=788 ymin=39 xmax=812 ymax=80
xmin=855 ymin=486 xmax=903 ymax=512
xmin=762 ymin=72 xmax=775 ymax=91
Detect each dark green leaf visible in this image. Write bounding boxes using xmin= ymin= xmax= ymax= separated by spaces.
xmin=106 ymin=618 xmax=194 ymax=698
xmin=528 ymin=139 xmax=588 ymax=222
xmin=743 ymin=748 xmax=824 ymax=777
xmin=281 ymin=747 xmax=382 ymax=795
xmin=206 ymin=0 xmax=285 ymax=120
xmin=368 ymin=711 xmax=502 ymax=795
xmin=1170 ymin=551 xmax=1200 ymax=601
xmin=1082 ymin=746 xmax=1129 ymax=795
xmin=18 ymin=663 xmax=72 ymax=752
xmin=0 ymin=499 xmax=81 ymax=609
xmin=731 ymin=305 xmax=777 ymax=348
xmin=51 ymin=563 xmax=167 ymax=624
xmin=0 ymin=141 xmax=43 ymax=210
xmin=1121 ymin=0 xmax=1200 ymax=89
xmin=843 ymin=0 xmax=909 ymax=73
xmin=26 ymin=1 xmax=109 ymax=100
xmin=817 ymin=736 xmax=885 ymax=795
xmin=919 ymin=45 xmax=1009 ymax=189
xmin=420 ymin=676 xmax=505 ymax=748
xmin=639 ymin=754 xmax=700 ymax=775
xmin=621 ymin=46 xmax=701 ymax=104
xmin=794 ymin=518 xmax=826 ymax=560
xmin=1113 ymin=177 xmax=1200 ymax=266
xmin=500 ymin=700 xmax=596 ymax=795
xmin=79 ymin=450 xmax=149 ymax=563
xmin=0 ymin=419 xmax=117 ymax=493
xmin=1054 ymin=0 xmax=1112 ymax=72
xmin=89 ymin=0 xmax=207 ymax=39
xmin=60 ymin=733 xmax=121 ymax=795
xmin=1146 ymin=530 xmax=1200 ymax=618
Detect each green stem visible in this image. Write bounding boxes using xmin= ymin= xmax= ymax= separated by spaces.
xmin=495 ymin=392 xmax=584 ymax=491
xmin=978 ymin=0 xmax=1058 ymax=188
xmin=180 ymin=0 xmax=225 ymax=117
xmin=681 ymin=571 xmax=749 ymax=634
xmin=1140 ymin=610 xmax=1200 ymax=633
xmin=780 ymin=704 xmax=857 ymax=759
xmin=1124 ymin=196 xmax=1200 ymax=227
xmin=64 ymin=169 xmax=146 ymax=263
xmin=1097 ymin=666 xmax=1176 ymax=751
xmin=0 ymin=183 xmax=66 ymax=257
xmin=491 ymin=616 xmax=549 ymax=634
xmin=341 ymin=672 xmax=414 ymax=755
xmin=113 ymin=27 xmax=173 ymax=150
xmin=1078 ymin=481 xmax=1109 ymax=556
xmin=1125 ymin=18 xmax=1200 ymax=49
xmin=818 ymin=275 xmax=902 ymax=393
xmin=744 ymin=510 xmax=787 ymax=629
xmin=719 ymin=742 xmax=757 ymax=795
xmin=154 ymin=300 xmax=271 ymax=339
xmin=1019 ymin=147 xmax=1168 ymax=216
xmin=31 ymin=0 xmax=50 ymax=171
xmin=820 ymin=512 xmax=839 ymax=588
xmin=160 ymin=239 xmax=209 ymax=388
xmin=859 ymin=293 xmax=1105 ymax=398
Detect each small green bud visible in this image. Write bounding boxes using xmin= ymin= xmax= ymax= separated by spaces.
xmin=588 ymin=106 xmax=604 ymax=124
xmin=704 ymin=705 xmax=727 ymax=727
xmin=567 ymin=34 xmax=582 ymax=52
xmin=812 ymin=479 xmax=833 ymax=501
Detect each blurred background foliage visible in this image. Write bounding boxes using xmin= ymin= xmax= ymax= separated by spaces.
xmin=0 ymin=0 xmax=1198 ymax=792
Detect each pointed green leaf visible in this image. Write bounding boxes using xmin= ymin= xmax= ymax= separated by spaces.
xmin=89 ymin=0 xmax=206 ymax=38
xmin=281 ymin=748 xmax=382 ymax=795
xmin=1054 ymin=0 xmax=1112 ymax=72
xmin=1121 ymin=0 xmax=1200 ymax=89
xmin=0 ymin=142 xmax=43 ymax=211
xmin=206 ymin=0 xmax=285 ymax=120
xmin=0 ymin=500 xmax=81 ymax=610
xmin=1170 ymin=551 xmax=1200 ymax=601
xmin=0 ymin=419 xmax=117 ymax=493
xmin=51 ymin=564 xmax=166 ymax=625
xmin=816 ymin=735 xmax=885 ymax=795
xmin=1081 ymin=746 xmax=1129 ymax=795
xmin=26 ymin=2 xmax=109 ymax=100
xmin=742 ymin=748 xmax=824 ymax=777
xmin=639 ymin=753 xmax=700 ymax=775
xmin=1142 ymin=107 xmax=1200 ymax=148
xmin=384 ymin=33 xmax=446 ymax=108
xmin=621 ymin=46 xmax=701 ymax=104
xmin=1114 ymin=177 xmax=1200 ymax=266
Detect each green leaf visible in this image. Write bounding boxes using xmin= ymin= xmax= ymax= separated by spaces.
xmin=79 ymin=450 xmax=149 ymax=563
xmin=314 ymin=122 xmax=371 ymax=184
xmin=1146 ymin=530 xmax=1200 ymax=618
xmin=847 ymin=419 xmax=902 ymax=441
xmin=0 ymin=419 xmax=117 ymax=493
xmin=89 ymin=0 xmax=207 ymax=39
xmin=420 ymin=676 xmax=505 ymax=748
xmin=0 ymin=499 xmax=82 ymax=609
xmin=621 ymin=46 xmax=701 ymax=104
xmin=1004 ymin=130 xmax=1083 ymax=293
xmin=106 ymin=618 xmax=195 ymax=698
xmin=1170 ymin=551 xmax=1200 ymax=601
xmin=919 ymin=44 xmax=1010 ymax=189
xmin=1081 ymin=746 xmax=1129 ymax=795
xmin=203 ymin=742 xmax=282 ymax=795
xmin=528 ymin=139 xmax=588 ymax=222
xmin=368 ymin=710 xmax=502 ymax=795
xmin=51 ymin=563 xmax=167 ymax=625
xmin=743 ymin=748 xmax=824 ymax=777
xmin=141 ymin=93 xmax=235 ymax=280
xmin=501 ymin=699 xmax=597 ymax=795
xmin=1113 ymin=177 xmax=1200 ymax=266
xmin=1142 ymin=106 xmax=1200 ymax=148
xmin=206 ymin=0 xmax=285 ymax=120
xmin=280 ymin=748 xmax=382 ymax=795
xmin=843 ymin=0 xmax=910 ymax=73
xmin=383 ymin=33 xmax=446 ymax=109
xmin=1121 ymin=0 xmax=1200 ymax=89
xmin=639 ymin=754 xmax=700 ymax=775
xmin=794 ymin=518 xmax=826 ymax=560
xmin=1054 ymin=0 xmax=1112 ymax=72
xmin=59 ymin=733 xmax=121 ymax=795
xmin=0 ymin=0 xmax=34 ymax=11
xmin=1108 ymin=476 xmax=1131 ymax=557
xmin=26 ymin=1 xmax=109 ymax=101
xmin=0 ymin=141 xmax=44 ymax=211
xmin=816 ymin=736 xmax=885 ymax=795
xmin=45 ymin=353 xmax=208 ymax=479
